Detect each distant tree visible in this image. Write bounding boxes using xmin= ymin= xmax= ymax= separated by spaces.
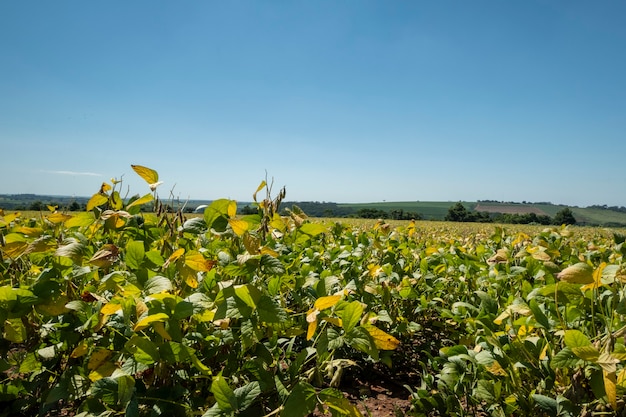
xmin=553 ymin=208 xmax=577 ymax=225
xmin=68 ymin=201 xmax=81 ymax=211
xmin=240 ymin=205 xmax=258 ymax=215
xmin=29 ymin=201 xmax=44 ymax=211
xmin=445 ymin=203 xmax=469 ymax=222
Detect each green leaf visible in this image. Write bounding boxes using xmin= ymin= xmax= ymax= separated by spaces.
xmin=125 ymin=336 xmax=160 ymax=365
xmin=528 ymin=298 xmax=551 ymax=330
xmin=564 ymin=330 xmax=592 ymax=349
xmin=281 ymin=381 xmax=318 ymax=417
xmin=204 ymin=199 xmax=234 ymax=230
xmin=211 ymin=375 xmax=237 ymax=412
xmin=299 ymin=223 xmax=327 ymax=236
xmin=532 ymin=394 xmax=557 ymax=416
xmin=125 ymin=240 xmax=145 ymax=270
xmin=234 ymin=284 xmax=261 ymax=309
xmin=182 ymin=217 xmax=208 ymax=234
xmin=234 ymin=381 xmax=261 ymax=411
xmin=550 ymin=347 xmax=581 ymax=369
xmin=341 ymin=301 xmax=363 ymax=333
xmin=64 ymin=212 xmax=96 ymax=228
xmin=143 ymin=276 xmax=173 ymax=295
xmin=257 ymin=295 xmax=287 ymax=323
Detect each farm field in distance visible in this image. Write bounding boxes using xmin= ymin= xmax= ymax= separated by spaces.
xmin=2 ymin=166 xmax=626 ymax=416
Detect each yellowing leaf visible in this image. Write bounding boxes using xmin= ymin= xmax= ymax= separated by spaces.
xmin=322 ymin=316 xmax=343 ymax=327
xmin=101 ymin=302 xmax=122 ymax=315
xmin=227 ymin=200 xmax=237 ymax=218
xmin=228 ymin=218 xmax=249 ymax=236
xmin=153 ymin=322 xmax=172 ymax=340
xmin=2 ymin=241 xmax=29 ymax=258
xmin=167 ymin=248 xmax=185 ymax=264
xmin=557 ymin=262 xmax=594 ymax=284
xmin=70 ymin=342 xmax=89 ymax=358
xmin=307 ymin=320 xmax=318 ymax=341
xmin=184 ymin=252 xmax=216 ymax=272
xmin=253 ymin=180 xmax=266 ymax=202
xmin=88 ymin=348 xmax=112 ymax=370
xmin=64 ymin=212 xmax=95 ymax=228
xmin=131 ymin=164 xmax=159 ymax=185
xmin=134 ymin=313 xmax=169 ymax=332
xmin=88 ymin=361 xmax=117 ymax=382
xmin=486 ymin=361 xmax=508 ymax=377
xmin=363 ymin=324 xmax=400 ymax=350
xmin=181 ymin=265 xmax=199 ymax=288
xmin=36 ymin=295 xmax=70 ymax=315
xmin=314 ymin=295 xmax=341 ymax=311
xmin=604 ymin=370 xmax=617 ymax=410
xmin=87 ymin=193 xmax=108 ymax=211
xmin=127 ymin=193 xmax=154 ymax=209
xmin=582 ymin=262 xmax=606 ymax=292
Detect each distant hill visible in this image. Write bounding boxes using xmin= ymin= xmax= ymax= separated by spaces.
xmin=2 ymin=195 xmax=626 ymax=227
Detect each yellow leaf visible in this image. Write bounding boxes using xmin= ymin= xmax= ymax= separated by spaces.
xmin=314 ymin=295 xmax=341 ymax=311
xmin=36 ymin=295 xmax=70 ymax=315
xmin=307 ymin=320 xmax=318 ymax=341
xmin=134 ymin=313 xmax=169 ymax=332
xmin=227 ymin=200 xmax=237 ymax=218
xmin=127 ymin=193 xmax=154 ymax=209
xmin=99 ymin=182 xmax=112 ymax=193
xmin=86 ymin=193 xmax=108 ymax=211
xmin=604 ymin=370 xmax=617 ymax=410
xmin=362 ymin=324 xmax=400 ymax=350
xmin=184 ymin=252 xmax=215 ymax=272
xmin=70 ymin=342 xmax=89 ymax=358
xmin=253 ymin=180 xmax=266 ymax=202
xmin=260 ymin=246 xmax=279 ymax=257
xmin=582 ymin=262 xmax=606 ymax=292
xmin=88 ymin=361 xmax=117 ymax=382
xmin=181 ymin=265 xmax=199 ymax=288
xmin=2 ymin=241 xmax=29 ymax=258
xmin=229 ymin=218 xmax=249 ymax=236
xmin=167 ymin=248 xmax=185 ymax=264
xmin=88 ymin=348 xmax=112 ymax=370
xmin=47 ymin=213 xmax=73 ymax=224
xmin=16 ymin=226 xmax=43 ymax=237
xmin=100 ymin=301 xmax=122 ymax=315
xmin=131 ymin=164 xmax=159 ymax=185
xmin=322 ymin=316 xmax=343 ymax=327
xmin=153 ymin=322 xmax=172 ymax=340
xmin=64 ymin=212 xmax=95 ymax=228
xmin=486 ymin=361 xmax=508 ymax=377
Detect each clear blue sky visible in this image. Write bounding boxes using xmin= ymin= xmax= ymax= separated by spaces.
xmin=2 ymin=1 xmax=625 ymax=206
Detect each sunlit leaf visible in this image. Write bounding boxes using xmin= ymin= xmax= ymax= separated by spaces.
xmin=604 ymin=371 xmax=617 ymax=410
xmin=134 ymin=313 xmax=169 ymax=332
xmin=300 ymin=223 xmax=327 ymax=236
xmin=342 ymin=301 xmax=363 ymax=333
xmin=229 ymin=218 xmax=249 ymax=236
xmin=362 ymin=324 xmax=400 ymax=350
xmin=211 ymin=375 xmax=236 ymax=412
xmin=314 ymin=295 xmax=341 ymax=311
xmin=126 ymin=193 xmax=154 ymax=209
xmin=557 ymin=262 xmax=594 ymax=284
xmin=131 ymin=164 xmax=159 ymax=185
xmin=253 ymin=180 xmax=266 ymax=202
xmin=185 ymin=251 xmax=216 ymax=272
xmin=64 ymin=212 xmax=95 ymax=228
xmin=87 ymin=193 xmax=108 ymax=211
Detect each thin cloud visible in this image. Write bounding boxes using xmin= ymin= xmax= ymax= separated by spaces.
xmin=44 ymin=170 xmax=102 ymax=177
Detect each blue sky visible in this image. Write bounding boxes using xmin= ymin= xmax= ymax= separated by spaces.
xmin=2 ymin=1 xmax=625 ymax=206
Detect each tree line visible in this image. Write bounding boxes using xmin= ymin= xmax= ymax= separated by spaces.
xmin=445 ymin=202 xmax=577 ymax=225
